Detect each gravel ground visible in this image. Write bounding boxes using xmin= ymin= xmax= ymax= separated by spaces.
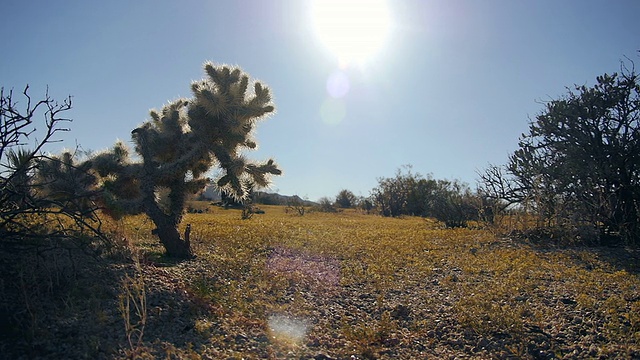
xmin=1 ymin=240 xmax=639 ymax=359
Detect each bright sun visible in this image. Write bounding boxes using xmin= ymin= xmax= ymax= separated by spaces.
xmin=311 ymin=0 xmax=392 ymax=67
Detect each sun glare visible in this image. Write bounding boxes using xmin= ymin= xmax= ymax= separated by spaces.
xmin=311 ymin=0 xmax=392 ymax=67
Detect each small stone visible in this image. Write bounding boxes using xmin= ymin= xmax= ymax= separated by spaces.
xmin=413 ymin=340 xmax=426 ymax=351
xmin=314 ymin=354 xmax=336 ymax=360
xmin=448 ymin=338 xmax=464 ymax=349
xmin=390 ymin=304 xmax=411 ymax=320
xmin=477 ymin=337 xmax=491 ymax=349
xmin=235 ymin=333 xmax=249 ymax=344
xmin=560 ymin=297 xmax=577 ymax=305
xmin=384 ymin=336 xmax=400 ymax=347
xmin=256 ymin=334 xmax=269 ymax=343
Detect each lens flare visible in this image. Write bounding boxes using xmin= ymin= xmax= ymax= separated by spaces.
xmin=326 ymin=71 xmax=350 ymax=98
xmin=267 ymin=314 xmax=310 ymax=345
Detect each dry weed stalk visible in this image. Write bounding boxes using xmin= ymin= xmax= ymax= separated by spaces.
xmin=118 ymin=253 xmax=147 ymax=356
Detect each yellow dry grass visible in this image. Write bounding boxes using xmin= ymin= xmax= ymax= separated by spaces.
xmin=116 ymin=203 xmax=640 ymax=358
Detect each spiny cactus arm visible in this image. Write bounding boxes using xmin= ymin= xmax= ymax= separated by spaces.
xmin=153 ymin=99 xmax=189 ymax=131
xmin=185 ymin=177 xmax=210 ymax=194
xmin=130 ymin=123 xmax=157 ymax=166
xmin=90 ymin=141 xmax=132 ymax=177
xmin=229 ymin=82 xmax=274 ymax=126
xmin=133 ymin=149 xmax=179 ymax=221
xmin=192 ymin=64 xmax=274 ymax=122
xmin=216 ymin=176 xmax=246 ymax=200
xmin=203 ymin=63 xmax=244 ymax=91
xmin=247 ymin=83 xmax=274 ymax=111
xmin=215 ymin=156 xmax=281 ymax=199
xmin=244 ymin=139 xmax=257 ymax=149
xmin=230 ymin=75 xmax=249 ymax=103
xmin=215 ymin=151 xmax=246 ymax=190
xmin=144 ymin=100 xmax=191 ymax=163
xmin=191 ymin=82 xmax=228 ymax=118
xmin=153 ymin=140 xmax=208 ymax=180
xmin=100 ymin=190 xmax=144 ymax=219
xmin=245 ymin=159 xmax=282 ymax=188
xmin=215 ymin=161 xmax=248 ymax=199
xmin=196 ymin=64 xmax=244 ymax=119
xmin=189 ymin=153 xmax=213 ymax=179
xmin=89 ymin=142 xmax=145 ymax=216
xmin=166 ymin=177 xmax=188 ymax=219
xmin=34 ymin=151 xmax=99 ymax=212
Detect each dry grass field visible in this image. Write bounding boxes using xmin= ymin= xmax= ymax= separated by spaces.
xmin=2 ymin=203 xmax=640 ymax=359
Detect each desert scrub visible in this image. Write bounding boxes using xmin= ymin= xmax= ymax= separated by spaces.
xmin=108 ymin=203 xmax=640 ymax=358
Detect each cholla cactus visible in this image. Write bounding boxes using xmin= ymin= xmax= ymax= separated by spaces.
xmin=92 ymin=63 xmax=281 ymax=258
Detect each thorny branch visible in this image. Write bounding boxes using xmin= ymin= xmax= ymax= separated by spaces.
xmin=0 ymin=85 xmax=109 ymax=252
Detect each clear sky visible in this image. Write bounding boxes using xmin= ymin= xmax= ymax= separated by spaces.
xmin=1 ymin=0 xmax=638 ymax=202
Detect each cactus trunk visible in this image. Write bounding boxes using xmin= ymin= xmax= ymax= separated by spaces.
xmin=151 ymin=214 xmax=192 ymax=259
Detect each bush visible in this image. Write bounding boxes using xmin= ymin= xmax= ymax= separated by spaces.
xmin=0 ymin=86 xmax=107 ymax=250
xmin=315 ymin=197 xmax=337 ymax=213
xmin=429 ymin=180 xmax=479 ymax=228
xmin=286 ymin=196 xmax=307 ymax=216
xmin=370 ymin=166 xmax=480 ymax=227
xmin=480 ymin=64 xmax=640 ymax=244
xmin=335 ymin=189 xmax=356 ymax=208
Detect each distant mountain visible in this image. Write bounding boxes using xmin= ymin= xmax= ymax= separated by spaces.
xmin=252 ymin=191 xmax=317 ymax=206
xmin=199 ymin=185 xmax=316 ymax=206
xmin=200 ymin=185 xmax=222 ymax=202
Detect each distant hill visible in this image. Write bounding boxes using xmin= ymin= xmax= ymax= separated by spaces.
xmin=199 ymin=185 xmax=316 ymax=206
xmin=200 ymin=185 xmax=222 ymax=202
xmin=252 ymin=191 xmax=317 ymax=206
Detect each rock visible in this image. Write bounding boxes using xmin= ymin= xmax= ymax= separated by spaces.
xmin=390 ymin=304 xmax=411 ymax=320
xmin=314 ymin=354 xmax=336 ymax=360
xmin=412 ymin=340 xmax=426 ymax=351
xmin=477 ymin=337 xmax=491 ymax=350
xmin=256 ymin=334 xmax=270 ymax=343
xmin=448 ymin=338 xmax=464 ymax=349
xmin=560 ymin=297 xmax=577 ymax=305
xmin=384 ymin=336 xmax=400 ymax=347
xmin=235 ymin=333 xmax=249 ymax=344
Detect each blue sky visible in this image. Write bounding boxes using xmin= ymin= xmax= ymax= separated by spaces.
xmin=1 ymin=0 xmax=638 ymax=202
